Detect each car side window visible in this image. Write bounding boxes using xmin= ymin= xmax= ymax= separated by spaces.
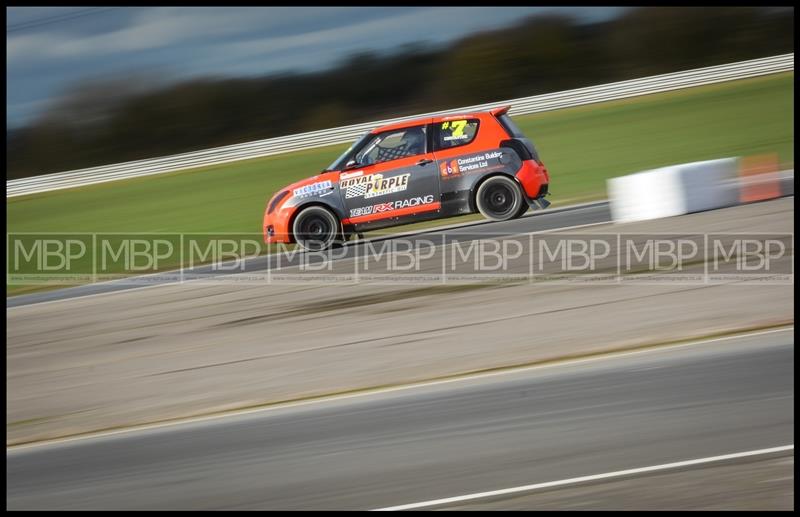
xmin=356 ymin=126 xmax=427 ymax=166
xmin=435 ymin=119 xmax=479 ymax=150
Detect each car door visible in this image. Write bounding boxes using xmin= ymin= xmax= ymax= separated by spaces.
xmin=340 ymin=124 xmax=440 ymax=230
xmin=431 ymin=117 xmax=486 ymax=217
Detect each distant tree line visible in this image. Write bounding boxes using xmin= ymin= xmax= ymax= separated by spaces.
xmin=7 ymin=7 xmax=793 ymax=179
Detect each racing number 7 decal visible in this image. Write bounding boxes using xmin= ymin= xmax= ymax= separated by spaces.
xmin=442 ymin=120 xmax=467 ymax=138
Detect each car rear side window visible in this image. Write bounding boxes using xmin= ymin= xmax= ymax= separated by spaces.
xmin=434 ymin=119 xmax=479 ymax=150
xmin=497 ymin=113 xmax=525 ymax=138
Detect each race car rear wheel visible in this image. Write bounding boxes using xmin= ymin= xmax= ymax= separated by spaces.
xmin=292 ymin=206 xmax=341 ymax=251
xmin=475 ymin=176 xmax=525 ymax=221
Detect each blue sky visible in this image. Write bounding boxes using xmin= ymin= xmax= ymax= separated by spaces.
xmin=7 ymin=7 xmax=628 ymax=128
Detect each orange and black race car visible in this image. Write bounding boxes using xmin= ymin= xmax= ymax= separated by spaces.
xmin=263 ymin=106 xmax=550 ymax=250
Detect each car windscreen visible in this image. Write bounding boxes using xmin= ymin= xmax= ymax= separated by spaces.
xmin=324 ymin=132 xmax=371 ymax=172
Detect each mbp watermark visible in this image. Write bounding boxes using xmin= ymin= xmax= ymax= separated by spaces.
xmin=621 ymin=234 xmax=705 ymax=283
xmin=185 ymin=237 xmax=263 ymax=271
xmin=6 ymin=232 xmax=793 ymax=287
xmin=97 ymin=234 xmax=181 ymax=281
xmin=707 ymin=233 xmax=793 ymax=283
xmin=10 ymin=234 xmax=93 ymax=284
xmin=445 ymin=237 xmax=529 ymax=283
xmin=532 ymin=234 xmax=618 ymax=283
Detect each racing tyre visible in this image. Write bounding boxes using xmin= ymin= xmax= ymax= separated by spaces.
xmin=475 ymin=176 xmax=525 ymax=221
xmin=292 ymin=206 xmax=341 ymax=251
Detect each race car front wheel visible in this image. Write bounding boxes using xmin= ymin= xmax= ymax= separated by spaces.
xmin=292 ymin=206 xmax=341 ymax=251
xmin=475 ymin=176 xmax=525 ymax=221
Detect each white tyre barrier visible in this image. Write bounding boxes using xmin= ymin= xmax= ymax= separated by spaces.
xmin=607 ymin=157 xmax=740 ymax=223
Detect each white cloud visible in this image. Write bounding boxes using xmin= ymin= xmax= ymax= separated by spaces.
xmin=215 ymin=8 xmax=432 ymax=58
xmin=7 ymin=7 xmax=546 ymax=65
xmin=200 ymin=7 xmax=542 ymax=75
xmin=7 ymin=7 xmax=359 ymax=62
xmin=7 ymin=32 xmax=61 ymax=62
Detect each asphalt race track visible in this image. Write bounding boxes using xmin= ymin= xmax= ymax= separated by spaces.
xmin=7 ymin=196 xmax=794 ymax=509
xmin=7 ymin=197 xmax=794 ymax=445
xmin=7 ymin=329 xmax=793 ymax=510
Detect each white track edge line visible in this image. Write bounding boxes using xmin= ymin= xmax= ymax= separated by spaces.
xmin=372 ymin=445 xmax=795 ymax=510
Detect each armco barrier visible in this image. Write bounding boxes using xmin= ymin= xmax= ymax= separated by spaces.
xmin=7 ymin=53 xmax=793 ymax=198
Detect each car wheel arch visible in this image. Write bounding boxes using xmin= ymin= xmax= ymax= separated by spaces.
xmin=288 ymin=201 xmax=346 ymax=244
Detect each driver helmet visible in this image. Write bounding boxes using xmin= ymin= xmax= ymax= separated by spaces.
xmin=402 ymin=128 xmax=425 ymax=155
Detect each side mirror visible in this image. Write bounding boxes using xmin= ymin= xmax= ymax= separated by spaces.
xmin=344 ymin=159 xmax=360 ymax=170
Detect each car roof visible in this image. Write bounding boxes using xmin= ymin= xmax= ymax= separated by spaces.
xmin=371 ymin=105 xmax=511 ymax=134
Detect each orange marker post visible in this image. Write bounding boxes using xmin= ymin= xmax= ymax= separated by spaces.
xmin=739 ymin=154 xmax=782 ymax=203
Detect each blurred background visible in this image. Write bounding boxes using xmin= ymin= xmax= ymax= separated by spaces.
xmin=6 ymin=6 xmax=794 ymax=179
xmin=7 ymin=7 xmax=795 ymax=510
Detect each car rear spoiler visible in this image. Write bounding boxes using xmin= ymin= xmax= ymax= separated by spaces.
xmin=490 ymin=105 xmax=511 ymax=117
